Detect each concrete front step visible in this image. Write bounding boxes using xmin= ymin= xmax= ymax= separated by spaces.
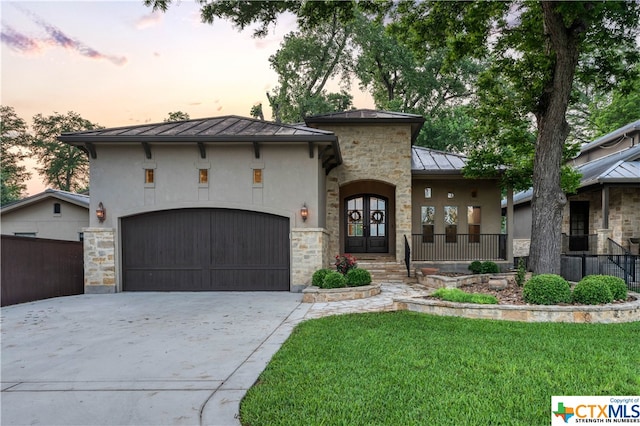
xmin=356 ymin=261 xmax=417 ymax=284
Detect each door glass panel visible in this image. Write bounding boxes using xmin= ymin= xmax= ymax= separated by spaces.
xmin=445 ymin=206 xmax=458 ymax=243
xmin=422 ymin=206 xmax=435 ymax=243
xmin=467 ymin=206 xmax=481 ymax=243
xmin=369 ymin=197 xmax=386 ymax=237
xmin=347 ymin=197 xmax=364 ymax=237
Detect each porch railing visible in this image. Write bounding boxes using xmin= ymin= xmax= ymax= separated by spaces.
xmin=562 ymin=233 xmax=597 ymax=254
xmin=411 ymin=234 xmax=507 ymax=261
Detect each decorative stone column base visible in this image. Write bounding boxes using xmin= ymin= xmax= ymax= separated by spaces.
xmin=597 ymin=229 xmax=612 ymax=255
xmin=83 ymin=227 xmax=116 ymax=294
xmin=291 ymin=228 xmax=329 ymax=292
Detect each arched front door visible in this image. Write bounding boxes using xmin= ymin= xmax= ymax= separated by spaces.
xmin=345 ymin=194 xmax=388 ymax=253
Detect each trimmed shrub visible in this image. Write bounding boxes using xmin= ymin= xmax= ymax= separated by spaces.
xmin=432 ymin=288 xmax=498 ymax=304
xmin=312 ymin=269 xmax=331 ymax=287
xmin=522 ymin=274 xmax=571 ymax=305
xmin=346 ymin=268 xmax=372 ymax=287
xmin=572 ymin=276 xmax=617 ymax=305
xmin=321 ymin=271 xmax=348 ymax=289
xmin=580 ymin=275 xmax=628 ymax=301
xmin=480 ymin=261 xmax=500 ymax=274
xmin=468 ymin=261 xmax=483 ymax=274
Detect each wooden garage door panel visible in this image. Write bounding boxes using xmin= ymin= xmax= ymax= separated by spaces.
xmin=124 ymin=270 xmax=206 ymax=291
xmin=122 ymin=209 xmax=289 ymax=291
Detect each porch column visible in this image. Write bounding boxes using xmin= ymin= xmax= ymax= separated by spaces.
xmin=597 ymin=228 xmax=612 ymax=255
xmin=291 ymin=228 xmax=329 ymax=292
xmin=83 ymin=227 xmax=116 ymax=294
xmin=506 ymin=187 xmax=514 ymax=265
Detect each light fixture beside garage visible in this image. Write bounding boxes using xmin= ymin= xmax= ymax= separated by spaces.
xmin=301 ymin=203 xmax=309 ymax=222
xmin=96 ymin=202 xmax=106 ymax=222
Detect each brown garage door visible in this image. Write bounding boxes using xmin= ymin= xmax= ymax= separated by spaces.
xmin=122 ymin=209 xmax=289 ymax=291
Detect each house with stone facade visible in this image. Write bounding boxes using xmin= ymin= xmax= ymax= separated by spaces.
xmin=0 ymin=189 xmax=89 ymax=241
xmin=510 ymin=119 xmax=640 ymax=258
xmin=58 ymin=109 xmax=509 ymax=293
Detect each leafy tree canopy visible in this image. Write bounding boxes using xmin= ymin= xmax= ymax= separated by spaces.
xmin=1 ymin=106 xmax=32 ymax=204
xmin=31 ymin=112 xmax=101 ymax=193
xmin=164 ymin=111 xmax=190 ymax=122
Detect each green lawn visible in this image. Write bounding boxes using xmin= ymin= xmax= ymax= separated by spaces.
xmin=240 ymin=311 xmax=640 ymax=426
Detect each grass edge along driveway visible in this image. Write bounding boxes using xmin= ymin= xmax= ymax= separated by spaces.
xmin=240 ymin=311 xmax=639 ymax=426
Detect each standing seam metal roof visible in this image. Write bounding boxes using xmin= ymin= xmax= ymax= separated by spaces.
xmin=411 ymin=146 xmax=467 ymax=174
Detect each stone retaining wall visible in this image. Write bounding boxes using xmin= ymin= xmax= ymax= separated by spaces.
xmin=394 ymin=294 xmax=640 ymax=323
xmin=302 ymin=283 xmax=381 ymax=303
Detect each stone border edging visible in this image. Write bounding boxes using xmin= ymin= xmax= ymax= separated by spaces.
xmin=393 ymin=292 xmax=640 ymax=323
xmin=302 ymin=283 xmax=381 ymax=303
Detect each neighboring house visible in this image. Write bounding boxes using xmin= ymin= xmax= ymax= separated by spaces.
xmin=509 ymin=120 xmax=640 ymax=257
xmin=0 ymin=189 xmax=90 ymax=241
xmin=58 ymin=109 xmax=507 ymax=293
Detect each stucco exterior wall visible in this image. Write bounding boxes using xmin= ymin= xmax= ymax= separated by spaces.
xmin=323 ymin=124 xmax=413 ymax=262
xmin=88 ymin=142 xmax=327 ymax=291
xmin=411 ymin=177 xmax=502 ymax=234
xmin=1 ymin=201 xmax=88 ymax=241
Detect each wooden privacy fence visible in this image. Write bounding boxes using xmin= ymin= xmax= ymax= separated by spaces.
xmin=1 ymin=235 xmax=84 ymax=307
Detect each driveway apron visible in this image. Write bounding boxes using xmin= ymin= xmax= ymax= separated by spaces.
xmin=1 ymin=292 xmax=307 ymax=426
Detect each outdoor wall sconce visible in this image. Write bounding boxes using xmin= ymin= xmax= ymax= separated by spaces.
xmin=300 ymin=203 xmax=309 ymax=222
xmin=96 ymin=202 xmax=106 ymax=223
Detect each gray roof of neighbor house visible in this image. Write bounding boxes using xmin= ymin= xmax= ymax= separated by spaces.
xmin=58 ymin=115 xmax=342 ymax=173
xmin=411 ymin=146 xmax=468 ymax=174
xmin=305 ymin=109 xmax=425 ymax=143
xmin=1 ymin=189 xmax=90 ymax=214
xmin=509 ymin=143 xmax=640 ymax=206
xmin=579 ymin=119 xmax=640 ymax=153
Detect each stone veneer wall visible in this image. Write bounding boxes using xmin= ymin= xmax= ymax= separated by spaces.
xmin=324 ymin=124 xmax=412 ymax=263
xmin=83 ymin=227 xmax=116 ymax=294
xmin=609 ymin=187 xmax=640 ymax=250
xmin=562 ymin=187 xmax=640 ymax=252
xmin=291 ymin=228 xmax=329 ymax=292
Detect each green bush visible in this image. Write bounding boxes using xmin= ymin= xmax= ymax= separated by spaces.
xmin=346 ymin=268 xmax=372 ymax=287
xmin=321 ymin=271 xmax=348 ymax=289
xmin=432 ymin=288 xmax=498 ymax=304
xmin=515 ymin=258 xmax=527 ymax=287
xmin=572 ymin=276 xmax=616 ymax=305
xmin=581 ymin=275 xmax=628 ymax=301
xmin=522 ymin=274 xmax=571 ymax=305
xmin=480 ymin=261 xmax=500 ymax=274
xmin=312 ymin=269 xmax=332 ymax=287
xmin=468 ymin=261 xmax=483 ymax=274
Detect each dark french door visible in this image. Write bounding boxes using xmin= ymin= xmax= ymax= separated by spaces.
xmin=345 ymin=195 xmax=388 ymax=253
xmin=569 ymin=201 xmax=590 ymax=251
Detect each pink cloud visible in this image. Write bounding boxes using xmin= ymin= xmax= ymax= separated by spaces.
xmin=2 ymin=6 xmax=127 ymax=66
xmin=0 ymin=24 xmax=42 ymax=54
xmin=135 ymin=12 xmax=163 ymax=30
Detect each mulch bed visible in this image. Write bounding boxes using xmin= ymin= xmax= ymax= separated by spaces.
xmin=453 ymin=279 xmax=635 ymax=306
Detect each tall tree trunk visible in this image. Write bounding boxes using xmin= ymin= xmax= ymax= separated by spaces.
xmin=529 ymin=2 xmax=584 ymax=275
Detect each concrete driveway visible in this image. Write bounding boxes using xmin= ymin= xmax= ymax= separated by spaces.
xmin=1 ymin=292 xmax=308 ymax=426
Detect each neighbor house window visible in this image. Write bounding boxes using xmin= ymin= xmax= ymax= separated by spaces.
xmin=424 ymin=187 xmax=432 ymax=198
xmin=145 ymin=169 xmax=154 ymax=184
xmin=53 ymin=203 xmax=61 ymax=215
xmin=444 ymin=206 xmax=458 ymax=243
xmin=78 ymin=232 xmax=84 ymax=242
xmin=421 ymin=206 xmax=435 ymax=243
xmin=199 ymin=169 xmax=208 ymax=184
xmin=468 ymin=206 xmax=481 ymax=243
xmin=447 ymin=192 xmax=455 ymax=199
xmin=14 ymin=232 xmax=36 ymax=238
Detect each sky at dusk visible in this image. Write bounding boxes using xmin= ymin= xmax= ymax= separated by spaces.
xmin=1 ymin=0 xmax=374 ymax=195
